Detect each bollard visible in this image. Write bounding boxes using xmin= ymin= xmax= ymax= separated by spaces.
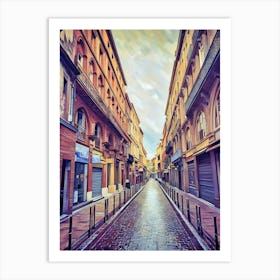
xmin=195 ymin=205 xmax=203 ymax=235
xmin=106 ymin=199 xmax=109 ymax=219
xmin=88 ymin=206 xmax=92 ymax=237
xmin=104 ymin=200 xmax=106 ymax=222
xmin=68 ymin=216 xmax=72 ymax=250
xmin=113 ymin=195 xmax=116 ymax=215
xmin=196 ymin=205 xmax=200 ymax=233
xmin=187 ymin=199 xmax=191 ymax=222
xmin=214 ymin=216 xmax=220 ymax=250
xmin=124 ymin=189 xmax=126 ymax=204
xmin=93 ymin=205 xmax=96 ymax=228
xmin=104 ymin=199 xmax=108 ymax=222
xmin=198 ymin=206 xmax=203 ymax=236
xmin=119 ymin=192 xmax=121 ymax=209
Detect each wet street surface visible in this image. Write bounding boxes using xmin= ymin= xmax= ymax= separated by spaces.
xmin=86 ymin=179 xmax=202 ymax=250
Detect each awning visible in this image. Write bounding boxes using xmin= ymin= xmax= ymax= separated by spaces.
xmin=206 ymin=143 xmax=220 ymax=152
xmin=193 ymin=147 xmax=207 ymax=156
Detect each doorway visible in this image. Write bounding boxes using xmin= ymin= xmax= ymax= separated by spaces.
xmin=60 ymin=160 xmax=70 ymax=215
xmin=73 ymin=162 xmax=88 ymax=205
xmin=92 ymin=167 xmax=102 ymax=199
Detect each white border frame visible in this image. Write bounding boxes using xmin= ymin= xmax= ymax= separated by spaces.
xmin=49 ymin=18 xmax=231 ymax=262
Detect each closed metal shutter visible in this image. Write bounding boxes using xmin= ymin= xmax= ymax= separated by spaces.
xmin=197 ymin=153 xmax=214 ymax=204
xmin=92 ymin=167 xmax=102 ymax=199
xmin=187 ymin=161 xmax=197 ymax=196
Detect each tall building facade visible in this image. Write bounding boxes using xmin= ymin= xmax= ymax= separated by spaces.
xmin=60 ymin=30 xmax=146 ymax=216
xmin=126 ymin=96 xmax=147 ymax=185
xmin=163 ymin=30 xmax=220 ymax=207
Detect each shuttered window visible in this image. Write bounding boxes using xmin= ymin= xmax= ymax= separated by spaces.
xmin=197 ymin=153 xmax=215 ymax=204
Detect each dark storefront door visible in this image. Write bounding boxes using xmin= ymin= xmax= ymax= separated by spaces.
xmin=187 ymin=161 xmax=197 ymax=196
xmin=197 ymin=153 xmax=215 ymax=204
xmin=60 ymin=160 xmax=70 ymax=215
xmin=92 ymin=167 xmax=102 ymax=199
xmin=74 ymin=162 xmax=87 ymax=205
xmin=178 ymin=168 xmax=182 ymax=190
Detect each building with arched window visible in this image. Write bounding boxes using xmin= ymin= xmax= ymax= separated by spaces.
xmin=163 ymin=30 xmax=220 ymax=208
xmin=60 ymin=29 xmax=147 ymax=216
xmin=60 ymin=30 xmax=80 ymax=215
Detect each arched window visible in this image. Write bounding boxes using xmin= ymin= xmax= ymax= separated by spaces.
xmin=76 ymin=108 xmax=87 ymax=141
xmin=94 ymin=123 xmax=102 ymax=149
xmin=197 ymin=111 xmax=207 ymax=142
xmin=214 ymin=92 xmax=220 ymax=128
xmin=99 ymin=47 xmax=104 ymax=67
xmin=186 ymin=128 xmax=191 ymax=150
xmin=108 ymin=134 xmax=114 ymax=146
xmin=98 ymin=75 xmax=103 ymax=92
xmin=91 ymin=31 xmax=96 ymax=51
xmin=107 ymin=89 xmax=111 ymax=99
xmin=120 ymin=145 xmax=125 ymax=155
xmin=76 ymin=38 xmax=87 ymax=72
xmin=198 ymin=41 xmax=205 ymax=67
xmin=89 ymin=59 xmax=97 ymax=87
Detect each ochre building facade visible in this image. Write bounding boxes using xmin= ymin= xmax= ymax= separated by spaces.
xmin=161 ymin=30 xmax=220 ymax=207
xmin=60 ymin=30 xmax=146 ymax=216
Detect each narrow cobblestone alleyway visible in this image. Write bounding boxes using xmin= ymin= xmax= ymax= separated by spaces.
xmin=85 ymin=178 xmax=203 ymax=250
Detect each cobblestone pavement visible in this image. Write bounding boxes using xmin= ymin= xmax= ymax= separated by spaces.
xmin=157 ymin=179 xmax=220 ymax=249
xmin=86 ymin=179 xmax=203 ymax=250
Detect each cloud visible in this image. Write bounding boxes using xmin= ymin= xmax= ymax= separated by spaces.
xmin=112 ymin=30 xmax=179 ymax=159
xmin=141 ymin=82 xmax=154 ymax=90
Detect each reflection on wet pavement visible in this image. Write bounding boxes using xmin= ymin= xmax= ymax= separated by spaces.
xmin=89 ymin=179 xmax=201 ymax=250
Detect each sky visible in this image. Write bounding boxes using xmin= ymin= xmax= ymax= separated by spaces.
xmin=112 ymin=30 xmax=179 ymax=160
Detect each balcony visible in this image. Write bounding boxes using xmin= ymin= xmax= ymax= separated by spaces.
xmin=77 ymin=71 xmax=108 ymax=116
xmin=127 ymin=154 xmax=134 ymax=164
xmin=165 ymin=141 xmax=173 ymax=154
xmin=171 ymin=148 xmax=182 ymax=163
xmin=185 ymin=31 xmax=220 ymax=116
xmin=77 ymin=71 xmax=129 ymax=141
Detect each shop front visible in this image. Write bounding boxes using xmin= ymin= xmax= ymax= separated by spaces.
xmin=73 ymin=143 xmax=89 ymax=206
xmin=91 ymin=153 xmax=103 ymax=200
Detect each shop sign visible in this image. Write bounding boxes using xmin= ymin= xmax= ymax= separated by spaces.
xmin=92 ymin=154 xmax=101 ymax=164
xmin=75 ymin=143 xmax=89 ymax=163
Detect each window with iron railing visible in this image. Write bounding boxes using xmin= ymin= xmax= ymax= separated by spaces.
xmin=77 ymin=126 xmax=86 ymax=141
xmin=199 ymin=129 xmax=205 ymax=141
xmin=95 ymin=137 xmax=101 ymax=149
xmin=197 ymin=111 xmax=207 ymax=142
xmin=214 ymin=91 xmax=220 ymax=128
xmin=186 ymin=128 xmax=192 ymax=150
xmin=94 ymin=124 xmax=101 ymax=149
xmin=77 ymin=109 xmax=87 ymax=141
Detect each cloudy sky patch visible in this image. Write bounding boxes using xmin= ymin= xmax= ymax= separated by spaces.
xmin=113 ymin=30 xmax=179 ymax=159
